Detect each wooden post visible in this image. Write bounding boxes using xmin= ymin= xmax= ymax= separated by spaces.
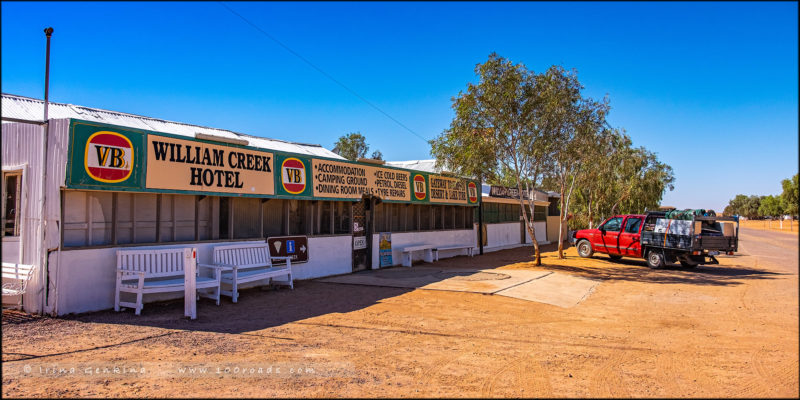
xmin=184 ymin=248 xmax=197 ymax=320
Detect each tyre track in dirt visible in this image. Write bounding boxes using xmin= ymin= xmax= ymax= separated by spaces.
xmin=479 ymin=352 xmax=552 ymax=397
xmin=416 ymin=351 xmax=469 ymax=396
xmin=752 ymin=348 xmax=799 ymax=396
xmin=588 ymin=349 xmax=629 ymax=398
xmin=729 ymin=348 xmax=800 ymax=398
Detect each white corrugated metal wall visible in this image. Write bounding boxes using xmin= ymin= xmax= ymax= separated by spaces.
xmin=2 ymin=121 xmax=44 ymax=312
xmin=1 ymin=119 xmax=69 ymax=314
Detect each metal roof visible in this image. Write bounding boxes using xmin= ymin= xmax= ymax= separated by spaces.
xmin=1 ymin=93 xmax=345 ymax=159
xmin=384 ymin=159 xmax=443 ymax=173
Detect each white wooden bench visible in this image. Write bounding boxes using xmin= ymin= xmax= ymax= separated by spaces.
xmin=2 ymin=262 xmax=36 ymax=310
xmin=205 ymin=243 xmax=293 ymax=303
xmin=115 ymin=247 xmax=222 ymax=317
xmin=432 ymin=245 xmax=475 ymax=261
xmin=400 ymin=245 xmax=435 ymax=267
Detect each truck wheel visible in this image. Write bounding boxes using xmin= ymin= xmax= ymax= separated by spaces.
xmin=647 ymin=250 xmax=665 ymax=269
xmin=577 ymin=240 xmax=593 ymax=258
xmin=679 ymin=260 xmax=698 ymax=268
xmin=609 ymin=254 xmax=623 ymax=261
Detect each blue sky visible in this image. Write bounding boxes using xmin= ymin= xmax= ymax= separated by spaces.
xmin=2 ymin=1 xmax=797 ymax=212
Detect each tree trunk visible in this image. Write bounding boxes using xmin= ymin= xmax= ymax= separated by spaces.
xmin=558 ymin=183 xmax=565 ymax=259
xmin=587 ymin=192 xmax=593 ymax=229
xmin=518 ymin=183 xmax=540 ymax=266
xmin=558 ymin=175 xmax=576 ymax=259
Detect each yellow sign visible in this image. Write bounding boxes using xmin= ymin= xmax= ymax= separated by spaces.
xmin=145 ymin=134 xmax=274 ymax=195
xmin=429 ymin=175 xmax=468 ymax=204
xmin=312 ymin=159 xmax=410 ymax=201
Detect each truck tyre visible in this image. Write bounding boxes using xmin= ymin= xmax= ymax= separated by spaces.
xmin=609 ymin=254 xmax=623 ymax=261
xmin=577 ymin=240 xmax=594 ymax=258
xmin=679 ymin=260 xmax=698 ymax=268
xmin=647 ymin=250 xmax=665 ymax=269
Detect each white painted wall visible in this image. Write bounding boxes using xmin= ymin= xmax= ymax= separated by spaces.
xmin=51 ymin=236 xmax=353 ymax=315
xmin=485 ymin=222 xmax=522 ymax=250
xmin=2 ymin=237 xmax=21 ymax=263
xmin=371 ymin=229 xmax=476 ymax=267
xmin=524 ymin=221 xmax=549 ymax=245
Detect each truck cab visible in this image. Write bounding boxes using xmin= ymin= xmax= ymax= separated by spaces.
xmin=573 ymin=214 xmax=646 ymax=259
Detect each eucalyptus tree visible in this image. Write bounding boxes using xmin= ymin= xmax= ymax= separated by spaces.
xmin=781 ymin=174 xmax=798 ymax=216
xmin=332 ymin=132 xmax=383 ymax=161
xmin=537 ymin=66 xmax=610 ymax=258
xmin=758 ymin=195 xmax=784 ymax=219
xmin=574 ymin=127 xmax=622 ymax=228
xmin=569 ymin=128 xmax=673 ymax=229
xmin=430 ymin=53 xmax=552 ymax=265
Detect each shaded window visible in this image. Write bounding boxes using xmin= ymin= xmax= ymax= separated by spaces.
xmin=232 ymin=197 xmax=260 ymax=239
xmin=433 ymin=206 xmax=443 ymax=230
xmin=624 ymin=217 xmax=642 ymax=234
xmin=288 ymin=200 xmax=309 ymax=235
xmin=533 ymin=206 xmax=547 ymax=222
xmin=334 ymin=201 xmax=351 ymax=234
xmin=444 ymin=206 xmax=454 ymax=229
xmin=419 ymin=205 xmax=431 ymax=230
xmin=391 ymin=203 xmax=401 ymax=231
xmin=316 ymin=201 xmax=332 ymax=235
xmin=374 ymin=202 xmax=387 ymax=232
xmin=601 ymin=217 xmax=623 ymax=232
xmin=263 ymin=199 xmax=285 ymax=237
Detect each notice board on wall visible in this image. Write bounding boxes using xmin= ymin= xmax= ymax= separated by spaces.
xmin=379 ymin=232 xmax=393 ymax=267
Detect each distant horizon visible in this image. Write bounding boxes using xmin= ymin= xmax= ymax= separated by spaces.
xmin=2 ymin=2 xmax=797 ymax=213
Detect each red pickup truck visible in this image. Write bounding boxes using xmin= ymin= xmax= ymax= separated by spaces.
xmin=571 ymin=211 xmax=739 ymax=269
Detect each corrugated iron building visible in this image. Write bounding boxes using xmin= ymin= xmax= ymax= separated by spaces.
xmin=2 ymin=93 xmax=495 ymax=315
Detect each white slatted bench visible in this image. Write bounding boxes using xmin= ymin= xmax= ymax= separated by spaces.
xmin=400 ymin=245 xmax=435 ymax=267
xmin=206 ymin=243 xmax=293 ymax=303
xmin=115 ymin=247 xmax=222 ymax=317
xmin=2 ymin=262 xmax=36 ymax=309
xmin=432 ymin=245 xmax=475 ymax=261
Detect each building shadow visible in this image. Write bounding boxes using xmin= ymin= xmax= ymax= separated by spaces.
xmin=52 ymin=280 xmax=413 ymax=335
xmin=2 ymin=244 xmax=786 ymax=364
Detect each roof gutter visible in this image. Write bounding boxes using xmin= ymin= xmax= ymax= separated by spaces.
xmin=1 ymin=117 xmax=47 ymax=126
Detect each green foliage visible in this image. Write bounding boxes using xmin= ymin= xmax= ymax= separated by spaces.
xmin=724 ymin=194 xmax=761 ymax=218
xmin=553 ymin=127 xmax=674 ymax=229
xmin=433 ymin=52 xmax=676 ymax=245
xmin=781 ymin=174 xmax=798 ymax=215
xmin=332 ymin=132 xmax=381 ymax=161
xmin=430 ymin=53 xmax=548 ymax=184
xmin=370 ymin=150 xmax=383 ymax=161
xmin=724 ymin=174 xmax=797 ymax=218
xmin=758 ymin=195 xmax=784 ymax=218
xmin=430 ymin=53 xmax=553 ymax=263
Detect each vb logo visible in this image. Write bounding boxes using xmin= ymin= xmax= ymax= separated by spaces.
xmin=413 ymin=174 xmax=426 ymax=200
xmin=468 ymin=182 xmax=478 ymax=203
xmin=281 ymin=158 xmax=306 ymax=194
xmin=84 ymin=131 xmax=134 ymax=183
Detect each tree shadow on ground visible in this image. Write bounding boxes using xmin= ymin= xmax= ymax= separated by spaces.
xmin=467 ymin=244 xmax=786 ymax=287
